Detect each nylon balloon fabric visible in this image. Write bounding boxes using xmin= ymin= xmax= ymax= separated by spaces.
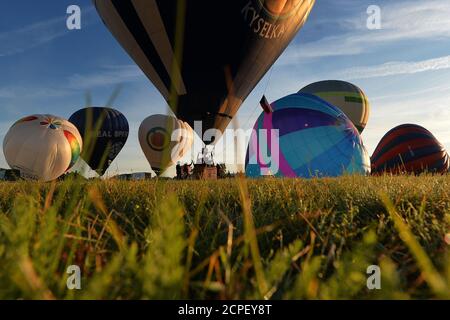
xmin=371 ymin=124 xmax=449 ymax=174
xmin=94 ymin=0 xmax=316 ymax=142
xmin=299 ymin=80 xmax=370 ymax=133
xmin=245 ymin=93 xmax=371 ymax=178
xmin=69 ymin=107 xmax=129 ymax=176
xmin=139 ymin=114 xmax=193 ymax=176
xmin=3 ymin=114 xmax=82 ymax=182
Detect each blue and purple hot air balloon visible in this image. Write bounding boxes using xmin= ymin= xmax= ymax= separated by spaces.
xmin=245 ymin=93 xmax=371 ymax=178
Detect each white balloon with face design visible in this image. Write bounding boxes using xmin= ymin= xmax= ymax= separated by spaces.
xmin=3 ymin=115 xmax=83 ymax=182
xmin=139 ymin=114 xmax=193 ymax=176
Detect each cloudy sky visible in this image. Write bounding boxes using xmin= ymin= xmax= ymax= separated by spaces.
xmin=0 ymin=0 xmax=449 ymax=176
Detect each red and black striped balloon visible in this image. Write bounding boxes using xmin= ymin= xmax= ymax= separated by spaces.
xmin=371 ymin=124 xmax=449 ymax=174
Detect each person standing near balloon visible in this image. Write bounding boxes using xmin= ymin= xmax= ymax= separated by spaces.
xmin=176 ymin=161 xmax=182 ymax=180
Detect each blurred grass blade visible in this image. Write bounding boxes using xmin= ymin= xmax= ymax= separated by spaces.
xmin=237 ymin=177 xmax=268 ymax=298
xmin=380 ymin=192 xmax=449 ymax=298
xmin=105 ymin=84 xmax=123 ymax=107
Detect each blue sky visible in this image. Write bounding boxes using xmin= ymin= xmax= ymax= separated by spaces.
xmin=1 ymin=0 xmax=449 ymax=176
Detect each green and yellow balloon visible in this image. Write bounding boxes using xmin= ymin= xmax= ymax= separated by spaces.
xmin=299 ymin=80 xmax=370 ymax=133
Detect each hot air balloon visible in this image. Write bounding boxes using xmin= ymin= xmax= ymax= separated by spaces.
xmin=299 ymin=80 xmax=370 ymax=133
xmin=139 ymin=114 xmax=194 ymax=176
xmin=69 ymin=107 xmax=129 ymax=176
xmin=371 ymin=124 xmax=450 ymax=174
xmin=94 ymin=0 xmax=315 ymax=142
xmin=3 ymin=115 xmax=82 ymax=182
xmin=245 ymin=93 xmax=371 ymax=178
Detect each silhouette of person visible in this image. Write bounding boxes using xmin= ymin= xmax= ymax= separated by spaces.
xmin=201 ymin=148 xmax=206 ymax=164
xmin=183 ymin=163 xmax=189 ymax=179
xmin=216 ymin=163 xmax=221 ymax=177
xmin=176 ymin=161 xmax=182 ymax=179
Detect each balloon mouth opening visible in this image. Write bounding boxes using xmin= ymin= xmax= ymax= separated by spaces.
xmin=151 ymin=133 xmax=166 ymax=147
xmin=147 ymin=128 xmax=170 ymax=151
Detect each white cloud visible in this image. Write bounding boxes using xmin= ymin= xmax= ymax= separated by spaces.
xmin=67 ymin=65 xmax=145 ymax=90
xmin=336 ymin=55 xmax=450 ymax=80
xmin=0 ymin=6 xmax=96 ymax=57
xmin=364 ymin=0 xmax=450 ymax=41
xmin=279 ymin=0 xmax=450 ymax=63
xmin=364 ymin=96 xmax=450 ymax=154
xmin=0 ymin=86 xmax=71 ymax=99
xmin=0 ymin=65 xmax=144 ymax=99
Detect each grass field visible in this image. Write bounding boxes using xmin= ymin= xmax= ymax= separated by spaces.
xmin=0 ymin=175 xmax=449 ymax=300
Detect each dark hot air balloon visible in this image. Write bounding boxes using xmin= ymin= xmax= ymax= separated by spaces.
xmin=371 ymin=124 xmax=449 ymax=174
xmin=69 ymin=107 xmax=129 ymax=176
xmin=94 ymin=0 xmax=315 ymax=142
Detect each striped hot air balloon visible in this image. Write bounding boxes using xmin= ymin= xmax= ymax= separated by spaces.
xmin=93 ymin=0 xmax=316 ymax=142
xmin=69 ymin=107 xmax=129 ymax=176
xmin=245 ymin=93 xmax=371 ymax=178
xmin=371 ymin=124 xmax=450 ymax=174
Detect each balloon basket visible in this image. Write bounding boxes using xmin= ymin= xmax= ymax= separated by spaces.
xmin=192 ymin=164 xmax=218 ymax=180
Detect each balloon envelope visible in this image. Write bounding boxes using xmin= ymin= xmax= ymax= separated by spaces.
xmin=3 ymin=115 xmax=82 ymax=182
xmin=245 ymin=93 xmax=371 ymax=178
xmin=299 ymin=80 xmax=370 ymax=133
xmin=94 ymin=0 xmax=315 ymax=141
xmin=139 ymin=114 xmax=194 ymax=175
xmin=69 ymin=107 xmax=129 ymax=175
xmin=371 ymin=124 xmax=450 ymax=174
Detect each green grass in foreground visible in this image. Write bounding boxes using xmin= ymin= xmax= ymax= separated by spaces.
xmin=0 ymin=175 xmax=449 ymax=300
